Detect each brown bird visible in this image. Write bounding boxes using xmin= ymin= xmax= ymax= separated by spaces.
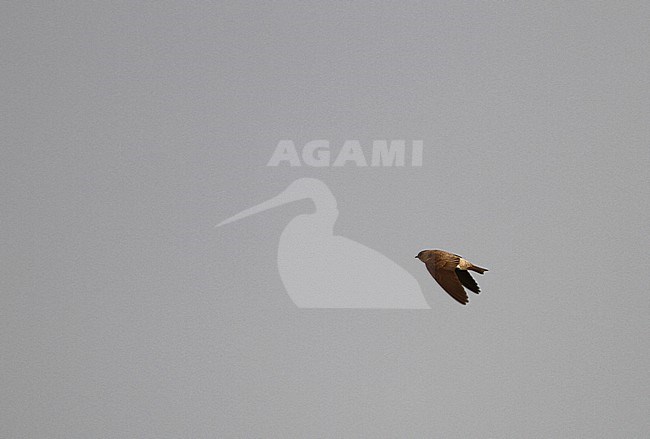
xmin=415 ymin=249 xmax=488 ymax=305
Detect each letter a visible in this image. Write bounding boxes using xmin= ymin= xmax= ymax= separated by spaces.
xmin=267 ymin=140 xmax=301 ymax=166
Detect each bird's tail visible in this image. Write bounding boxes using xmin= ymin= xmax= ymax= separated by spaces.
xmin=469 ymin=265 xmax=488 ymax=274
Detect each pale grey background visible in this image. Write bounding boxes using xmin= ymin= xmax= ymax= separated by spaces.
xmin=2 ymin=2 xmax=649 ymax=438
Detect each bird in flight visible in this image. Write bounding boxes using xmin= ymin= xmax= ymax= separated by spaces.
xmin=415 ymin=249 xmax=488 ymax=305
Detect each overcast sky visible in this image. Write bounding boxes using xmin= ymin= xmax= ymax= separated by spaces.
xmin=2 ymin=2 xmax=649 ymax=437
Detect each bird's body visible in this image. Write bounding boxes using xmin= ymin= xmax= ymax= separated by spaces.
xmin=415 ymin=249 xmax=488 ymax=305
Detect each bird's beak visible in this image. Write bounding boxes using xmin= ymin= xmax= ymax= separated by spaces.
xmin=414 ymin=255 xmax=418 ymax=259
xmin=216 ymin=186 xmax=303 ymax=227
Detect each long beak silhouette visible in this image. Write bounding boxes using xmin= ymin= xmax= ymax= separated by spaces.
xmin=216 ymin=189 xmax=298 ymax=227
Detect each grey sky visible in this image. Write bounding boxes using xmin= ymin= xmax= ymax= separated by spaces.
xmin=2 ymin=2 xmax=649 ymax=437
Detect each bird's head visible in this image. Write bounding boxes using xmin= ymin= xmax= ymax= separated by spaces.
xmin=415 ymin=250 xmax=433 ymax=262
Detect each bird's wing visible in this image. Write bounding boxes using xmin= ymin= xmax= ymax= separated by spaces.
xmin=455 ymin=269 xmax=480 ymax=294
xmin=432 ymin=252 xmax=460 ymax=271
xmin=426 ymin=262 xmax=468 ymax=305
